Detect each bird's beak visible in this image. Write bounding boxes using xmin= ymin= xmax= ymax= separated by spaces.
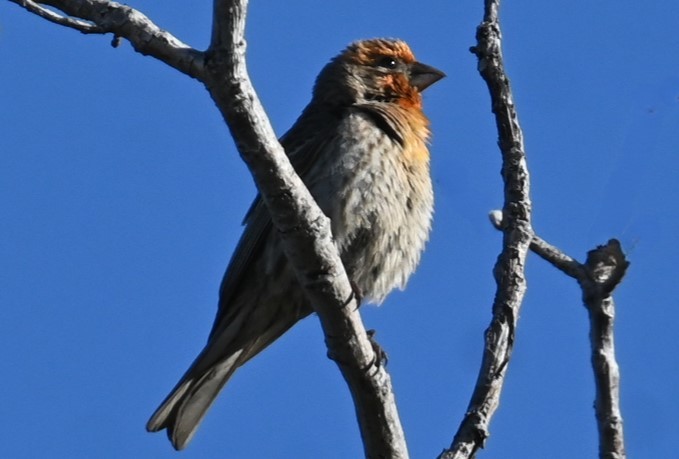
xmin=410 ymin=61 xmax=446 ymax=91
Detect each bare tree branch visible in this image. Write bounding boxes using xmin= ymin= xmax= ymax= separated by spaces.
xmin=497 ymin=217 xmax=629 ymax=459
xmin=493 ymin=208 xmax=628 ymax=458
xmin=9 ymin=0 xmax=206 ymax=79
xmin=580 ymin=241 xmax=628 ymax=459
xmin=530 ymin=233 xmax=586 ymax=279
xmin=490 ymin=210 xmax=585 ymax=279
xmin=439 ymin=1 xmax=533 ymax=458
xmin=9 ymin=0 xmax=102 ymax=32
xmin=200 ymin=1 xmax=409 ymax=457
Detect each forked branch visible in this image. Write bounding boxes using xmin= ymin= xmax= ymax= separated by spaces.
xmin=539 ymin=236 xmax=628 ymax=458
xmin=491 ymin=216 xmax=628 ymax=459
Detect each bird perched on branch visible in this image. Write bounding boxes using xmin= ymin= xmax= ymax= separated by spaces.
xmin=147 ymin=38 xmax=445 ymax=450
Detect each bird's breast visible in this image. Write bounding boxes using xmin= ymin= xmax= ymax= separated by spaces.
xmin=308 ymin=109 xmax=434 ymax=303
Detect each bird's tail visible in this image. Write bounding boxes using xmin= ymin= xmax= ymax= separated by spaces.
xmin=146 ymin=307 xmax=302 ymax=450
xmin=145 ymin=345 xmax=246 ymax=450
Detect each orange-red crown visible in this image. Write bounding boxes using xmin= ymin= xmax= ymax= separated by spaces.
xmin=342 ymin=38 xmax=416 ymax=67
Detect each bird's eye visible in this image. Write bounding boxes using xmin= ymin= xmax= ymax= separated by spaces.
xmin=377 ymin=56 xmax=399 ymax=69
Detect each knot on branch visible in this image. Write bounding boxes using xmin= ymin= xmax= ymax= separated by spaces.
xmin=488 ymin=210 xmax=504 ymax=229
xmin=584 ymin=239 xmax=630 ymax=297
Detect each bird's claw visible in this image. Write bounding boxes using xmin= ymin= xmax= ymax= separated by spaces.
xmin=350 ymin=280 xmax=363 ymax=308
xmin=367 ymin=329 xmax=388 ymax=367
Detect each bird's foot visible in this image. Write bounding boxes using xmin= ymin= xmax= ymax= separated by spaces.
xmin=367 ymin=329 xmax=388 ymax=367
xmin=350 ymin=280 xmax=363 ymax=309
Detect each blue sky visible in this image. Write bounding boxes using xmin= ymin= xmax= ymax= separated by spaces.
xmin=1 ymin=1 xmax=678 ymax=458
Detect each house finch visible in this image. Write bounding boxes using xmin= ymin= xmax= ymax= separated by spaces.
xmin=146 ymin=38 xmax=444 ymax=450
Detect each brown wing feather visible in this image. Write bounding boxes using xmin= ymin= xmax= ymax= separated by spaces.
xmin=209 ymin=105 xmax=340 ymax=339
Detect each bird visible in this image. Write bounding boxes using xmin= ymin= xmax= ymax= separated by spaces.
xmin=146 ymin=38 xmax=445 ymax=450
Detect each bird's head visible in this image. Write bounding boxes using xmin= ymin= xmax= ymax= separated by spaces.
xmin=313 ymin=38 xmax=445 ymax=108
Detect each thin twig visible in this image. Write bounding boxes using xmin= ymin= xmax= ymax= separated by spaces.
xmin=203 ymin=1 xmax=408 ymax=457
xmin=439 ymin=1 xmax=533 ymax=457
xmin=490 ymin=210 xmax=585 ymax=279
xmin=9 ymin=0 xmax=206 ymax=79
xmin=10 ymin=0 xmax=102 ymax=32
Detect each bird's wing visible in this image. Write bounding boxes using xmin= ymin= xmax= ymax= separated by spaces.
xmin=210 ymin=106 xmax=339 ymax=339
